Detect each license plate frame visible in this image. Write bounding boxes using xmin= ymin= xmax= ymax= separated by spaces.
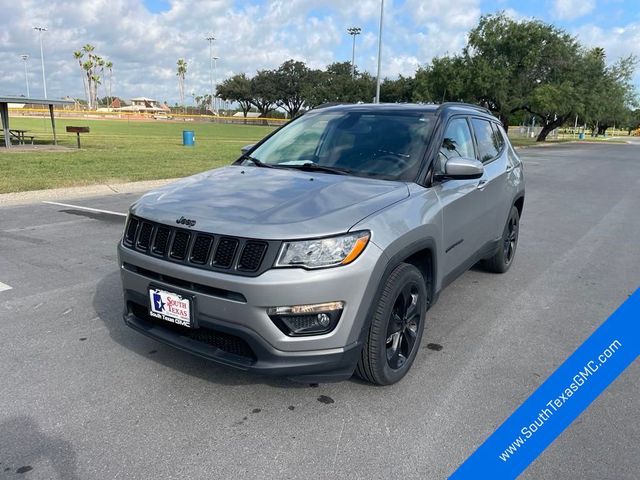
xmin=148 ymin=286 xmax=194 ymax=328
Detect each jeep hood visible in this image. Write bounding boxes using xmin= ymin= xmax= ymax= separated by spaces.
xmin=131 ymin=166 xmax=409 ymax=239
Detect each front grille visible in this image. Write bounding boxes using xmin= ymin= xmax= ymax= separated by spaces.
xmin=188 ymin=328 xmax=256 ymax=359
xmin=130 ymin=302 xmax=256 ymax=361
xmin=190 ymin=234 xmax=214 ymax=264
xmin=213 ymin=238 xmax=238 ymax=268
xmin=125 ymin=217 xmax=139 ymax=244
xmin=152 ymin=226 xmax=171 ymax=255
xmin=170 ymin=231 xmax=191 ymax=260
xmin=136 ymin=222 xmax=153 ymax=250
xmin=122 ymin=216 xmax=278 ymax=276
xmin=238 ymin=241 xmax=268 ymax=272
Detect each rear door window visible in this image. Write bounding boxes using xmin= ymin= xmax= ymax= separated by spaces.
xmin=471 ymin=118 xmax=500 ymax=163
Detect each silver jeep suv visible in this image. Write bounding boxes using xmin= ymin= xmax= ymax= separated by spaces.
xmin=118 ymin=103 xmax=524 ymax=385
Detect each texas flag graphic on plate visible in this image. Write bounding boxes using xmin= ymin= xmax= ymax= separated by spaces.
xmin=149 ymin=288 xmax=191 ymax=327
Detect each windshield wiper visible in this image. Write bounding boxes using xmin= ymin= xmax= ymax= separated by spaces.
xmin=285 ymin=163 xmax=352 ymax=176
xmin=241 ymin=155 xmax=276 ymax=168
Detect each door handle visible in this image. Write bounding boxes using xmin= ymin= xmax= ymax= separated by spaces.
xmin=506 ymin=164 xmax=514 ymax=173
xmin=476 ymin=180 xmax=488 ymax=190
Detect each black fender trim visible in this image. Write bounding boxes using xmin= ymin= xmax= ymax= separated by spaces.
xmin=357 ymin=238 xmax=438 ymax=344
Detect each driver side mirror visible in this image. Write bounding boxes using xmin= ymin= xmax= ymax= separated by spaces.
xmin=240 ymin=144 xmax=255 ymax=155
xmin=439 ymin=157 xmax=484 ymax=180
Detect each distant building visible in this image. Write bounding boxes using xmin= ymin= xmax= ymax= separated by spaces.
xmin=233 ymin=112 xmax=262 ymax=118
xmin=115 ymin=97 xmax=164 ymax=113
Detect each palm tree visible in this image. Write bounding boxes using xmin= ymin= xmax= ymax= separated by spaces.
xmin=73 ymin=50 xmax=89 ymax=108
xmin=80 ymin=44 xmax=100 ymax=108
xmin=91 ymin=74 xmax=101 ymax=107
xmin=176 ymin=58 xmax=187 ymax=111
xmin=82 ymin=60 xmax=94 ymax=109
xmin=95 ymin=57 xmax=105 ymax=107
xmin=105 ymin=60 xmax=113 ymax=109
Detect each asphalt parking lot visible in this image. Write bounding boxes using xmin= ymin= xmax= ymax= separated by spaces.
xmin=0 ymin=141 xmax=638 ymax=479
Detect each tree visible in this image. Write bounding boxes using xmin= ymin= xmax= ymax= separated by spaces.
xmin=75 ymin=44 xmax=104 ymax=109
xmin=73 ymin=50 xmax=89 ymax=107
xmin=380 ymin=75 xmax=415 ymax=103
xmin=250 ymin=69 xmax=279 ymax=117
xmin=463 ymin=13 xmax=583 ymax=135
xmin=581 ymin=52 xmax=637 ymax=135
xmin=273 ymin=60 xmax=310 ymax=117
xmin=302 ymin=62 xmax=375 ymax=106
xmin=105 ymin=60 xmax=113 ymax=108
xmin=413 ymin=56 xmax=469 ymax=103
xmin=217 ymin=73 xmax=253 ymax=117
xmin=627 ymin=108 xmax=640 ymax=133
xmin=176 ymin=58 xmax=187 ymax=109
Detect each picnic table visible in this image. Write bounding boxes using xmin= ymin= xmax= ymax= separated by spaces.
xmin=0 ymin=129 xmax=34 ymax=145
xmin=0 ymin=96 xmax=73 ymax=148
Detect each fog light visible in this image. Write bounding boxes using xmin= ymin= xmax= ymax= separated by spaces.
xmin=267 ymin=301 xmax=344 ymax=336
xmin=317 ymin=313 xmax=331 ymax=328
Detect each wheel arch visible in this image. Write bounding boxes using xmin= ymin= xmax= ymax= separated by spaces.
xmin=514 ymin=194 xmax=525 ymax=218
xmin=358 ymin=238 xmax=439 ymax=343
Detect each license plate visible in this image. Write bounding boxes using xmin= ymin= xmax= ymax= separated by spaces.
xmin=148 ymin=287 xmax=192 ymax=327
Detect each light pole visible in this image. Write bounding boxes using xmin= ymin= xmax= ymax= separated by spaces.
xmin=347 ymin=27 xmax=361 ymax=78
xmin=375 ymin=0 xmax=384 ymax=103
xmin=205 ymin=35 xmax=215 ymax=113
xmin=33 ymin=26 xmax=47 ymax=98
xmin=20 ymin=54 xmax=30 ymax=97
xmin=212 ymin=56 xmax=219 ymax=114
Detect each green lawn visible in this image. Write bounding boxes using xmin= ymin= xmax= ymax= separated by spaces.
xmin=0 ymin=117 xmax=275 ymax=193
xmin=1 ymin=116 xmax=628 ymax=194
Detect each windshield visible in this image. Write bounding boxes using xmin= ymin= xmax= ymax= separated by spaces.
xmin=246 ymin=110 xmax=434 ymax=181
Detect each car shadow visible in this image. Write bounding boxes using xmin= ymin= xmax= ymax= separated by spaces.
xmin=93 ymin=270 xmax=320 ymax=389
xmin=0 ymin=416 xmax=79 ymax=479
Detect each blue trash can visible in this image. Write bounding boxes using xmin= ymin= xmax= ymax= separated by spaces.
xmin=578 ymin=132 xmax=585 ymax=140
xmin=183 ymin=130 xmax=195 ymax=146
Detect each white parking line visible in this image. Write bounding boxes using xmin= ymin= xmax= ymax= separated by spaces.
xmin=42 ymin=201 xmax=127 ymax=217
xmin=0 ymin=281 xmax=12 ymax=293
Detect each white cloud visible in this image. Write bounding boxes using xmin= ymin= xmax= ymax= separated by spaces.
xmin=575 ymin=23 xmax=640 ymax=60
xmin=574 ymin=21 xmax=640 ymax=85
xmin=553 ymin=0 xmax=596 ymax=21
xmin=404 ymin=0 xmax=480 ymax=28
xmin=401 ymin=0 xmax=481 ymax=65
xmin=1 ymin=0 xmax=481 ymax=102
xmin=12 ymin=0 xmax=633 ymax=104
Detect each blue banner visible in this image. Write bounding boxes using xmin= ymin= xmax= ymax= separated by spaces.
xmin=450 ymin=289 xmax=640 ymax=479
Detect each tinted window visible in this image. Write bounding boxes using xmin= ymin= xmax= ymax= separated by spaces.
xmin=472 ymin=118 xmax=499 ymax=163
xmin=491 ymin=123 xmax=506 ymax=151
xmin=438 ymin=118 xmax=475 ymax=169
xmin=250 ymin=111 xmax=433 ymax=181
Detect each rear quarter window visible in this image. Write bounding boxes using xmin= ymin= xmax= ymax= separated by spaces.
xmin=471 ymin=118 xmax=500 ymax=163
xmin=491 ymin=122 xmax=506 ymax=151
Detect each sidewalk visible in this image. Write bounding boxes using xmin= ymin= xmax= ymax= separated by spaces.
xmin=0 ymin=178 xmax=180 ymax=207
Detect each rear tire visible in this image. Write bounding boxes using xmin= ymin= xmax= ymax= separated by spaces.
xmin=482 ymin=205 xmax=520 ymax=273
xmin=355 ymin=263 xmax=428 ymax=385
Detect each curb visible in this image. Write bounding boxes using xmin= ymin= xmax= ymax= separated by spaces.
xmin=0 ymin=178 xmax=180 ymax=207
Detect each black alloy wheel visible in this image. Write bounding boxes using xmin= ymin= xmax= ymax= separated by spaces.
xmin=386 ymin=282 xmax=422 ymax=370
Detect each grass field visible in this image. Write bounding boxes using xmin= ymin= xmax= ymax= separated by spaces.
xmin=0 ymin=116 xmax=629 ymax=194
xmin=0 ymin=117 xmax=275 ymax=193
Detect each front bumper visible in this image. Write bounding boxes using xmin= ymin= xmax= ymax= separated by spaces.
xmin=118 ymin=240 xmax=386 ymax=380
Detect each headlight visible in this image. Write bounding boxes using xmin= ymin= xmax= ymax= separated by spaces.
xmin=275 ymin=231 xmax=370 ymax=269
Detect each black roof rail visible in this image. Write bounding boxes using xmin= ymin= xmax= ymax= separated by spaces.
xmin=313 ymin=102 xmax=351 ymax=110
xmin=436 ymin=102 xmax=493 ymax=115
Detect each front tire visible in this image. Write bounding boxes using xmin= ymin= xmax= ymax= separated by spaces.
xmin=482 ymin=205 xmax=520 ymax=273
xmin=355 ymin=263 xmax=428 ymax=385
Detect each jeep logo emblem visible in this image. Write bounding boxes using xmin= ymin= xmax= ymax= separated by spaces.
xmin=176 ymin=216 xmax=197 ymax=227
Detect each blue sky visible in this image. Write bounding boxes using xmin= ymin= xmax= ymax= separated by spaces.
xmin=1 ymin=0 xmax=639 ymax=103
